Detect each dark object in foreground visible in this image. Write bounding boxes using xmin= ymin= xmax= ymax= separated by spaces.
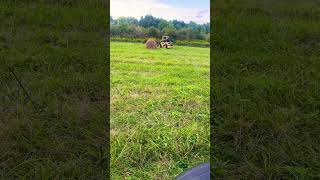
xmin=175 ymin=163 xmax=210 ymax=180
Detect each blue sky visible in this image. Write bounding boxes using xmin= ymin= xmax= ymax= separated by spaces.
xmin=110 ymin=0 xmax=210 ymax=24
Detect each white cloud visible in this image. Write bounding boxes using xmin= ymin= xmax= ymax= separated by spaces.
xmin=110 ymin=0 xmax=209 ymax=24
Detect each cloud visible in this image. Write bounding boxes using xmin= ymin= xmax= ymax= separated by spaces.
xmin=110 ymin=0 xmax=210 ymax=24
xmin=196 ymin=9 xmax=209 ymax=19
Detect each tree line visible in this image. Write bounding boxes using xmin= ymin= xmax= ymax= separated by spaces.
xmin=110 ymin=15 xmax=210 ymax=42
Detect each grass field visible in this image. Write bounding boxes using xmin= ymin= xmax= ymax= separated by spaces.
xmin=0 ymin=1 xmax=108 ymax=179
xmin=212 ymin=0 xmax=320 ymax=178
xmin=110 ymin=42 xmax=210 ymax=179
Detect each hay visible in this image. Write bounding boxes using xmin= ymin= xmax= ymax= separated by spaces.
xmin=145 ymin=38 xmax=158 ymax=49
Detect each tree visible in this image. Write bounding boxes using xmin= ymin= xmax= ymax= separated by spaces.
xmin=148 ymin=27 xmax=158 ymax=37
xmin=111 ymin=16 xmax=210 ymax=41
xmin=172 ymin=20 xmax=186 ymax=29
xmin=163 ymin=27 xmax=176 ymax=39
xmin=188 ymin=21 xmax=198 ymax=31
xmin=158 ymin=19 xmax=170 ymax=30
xmin=139 ymin=15 xmax=160 ymax=28
xmin=205 ymin=33 xmax=210 ymax=43
xmin=110 ymin=24 xmax=119 ymax=36
xmin=126 ymin=17 xmax=139 ymax=25
xmin=186 ymin=28 xmax=196 ymax=40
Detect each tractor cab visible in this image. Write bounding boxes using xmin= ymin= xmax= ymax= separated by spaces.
xmin=162 ymin=36 xmax=170 ymax=41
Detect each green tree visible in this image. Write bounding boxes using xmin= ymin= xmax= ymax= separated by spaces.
xmin=158 ymin=19 xmax=170 ymax=30
xmin=139 ymin=15 xmax=160 ymax=28
xmin=148 ymin=27 xmax=158 ymax=37
xmin=163 ymin=27 xmax=176 ymax=39
xmin=111 ymin=16 xmax=210 ymax=41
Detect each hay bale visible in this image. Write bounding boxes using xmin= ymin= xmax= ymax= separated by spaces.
xmin=145 ymin=38 xmax=158 ymax=49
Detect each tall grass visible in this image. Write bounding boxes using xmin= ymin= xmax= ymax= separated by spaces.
xmin=0 ymin=1 xmax=108 ymax=178
xmin=212 ymin=0 xmax=320 ymax=178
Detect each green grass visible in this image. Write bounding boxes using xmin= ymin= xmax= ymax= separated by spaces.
xmin=0 ymin=1 xmax=108 ymax=179
xmin=110 ymin=42 xmax=210 ymax=179
xmin=212 ymin=0 xmax=320 ymax=178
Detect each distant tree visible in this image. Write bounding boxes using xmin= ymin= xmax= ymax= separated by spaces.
xmin=110 ymin=16 xmax=117 ymax=25
xmin=126 ymin=17 xmax=139 ymax=25
xmin=139 ymin=15 xmax=160 ymax=28
xmin=204 ymin=23 xmax=210 ymax=33
xmin=172 ymin=20 xmax=186 ymax=29
xmin=186 ymin=28 xmax=196 ymax=40
xmin=110 ymin=25 xmax=120 ymax=36
xmin=177 ymin=28 xmax=188 ymax=40
xmin=148 ymin=27 xmax=158 ymax=37
xmin=111 ymin=15 xmax=210 ymax=41
xmin=117 ymin=17 xmax=129 ymax=26
xmin=158 ymin=19 xmax=170 ymax=30
xmin=205 ymin=33 xmax=210 ymax=43
xmin=188 ymin=21 xmax=198 ymax=31
xmin=163 ymin=27 xmax=177 ymax=39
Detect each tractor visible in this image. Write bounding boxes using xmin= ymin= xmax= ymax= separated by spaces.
xmin=159 ymin=36 xmax=173 ymax=48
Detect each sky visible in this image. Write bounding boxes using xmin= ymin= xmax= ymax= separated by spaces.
xmin=110 ymin=0 xmax=210 ymax=24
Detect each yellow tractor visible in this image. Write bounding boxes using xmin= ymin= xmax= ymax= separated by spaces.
xmin=159 ymin=36 xmax=173 ymax=48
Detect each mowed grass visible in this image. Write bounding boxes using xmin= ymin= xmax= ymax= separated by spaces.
xmin=110 ymin=42 xmax=210 ymax=179
xmin=0 ymin=1 xmax=108 ymax=179
xmin=212 ymin=0 xmax=320 ymax=179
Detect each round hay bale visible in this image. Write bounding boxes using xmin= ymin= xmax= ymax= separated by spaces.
xmin=145 ymin=38 xmax=158 ymax=49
